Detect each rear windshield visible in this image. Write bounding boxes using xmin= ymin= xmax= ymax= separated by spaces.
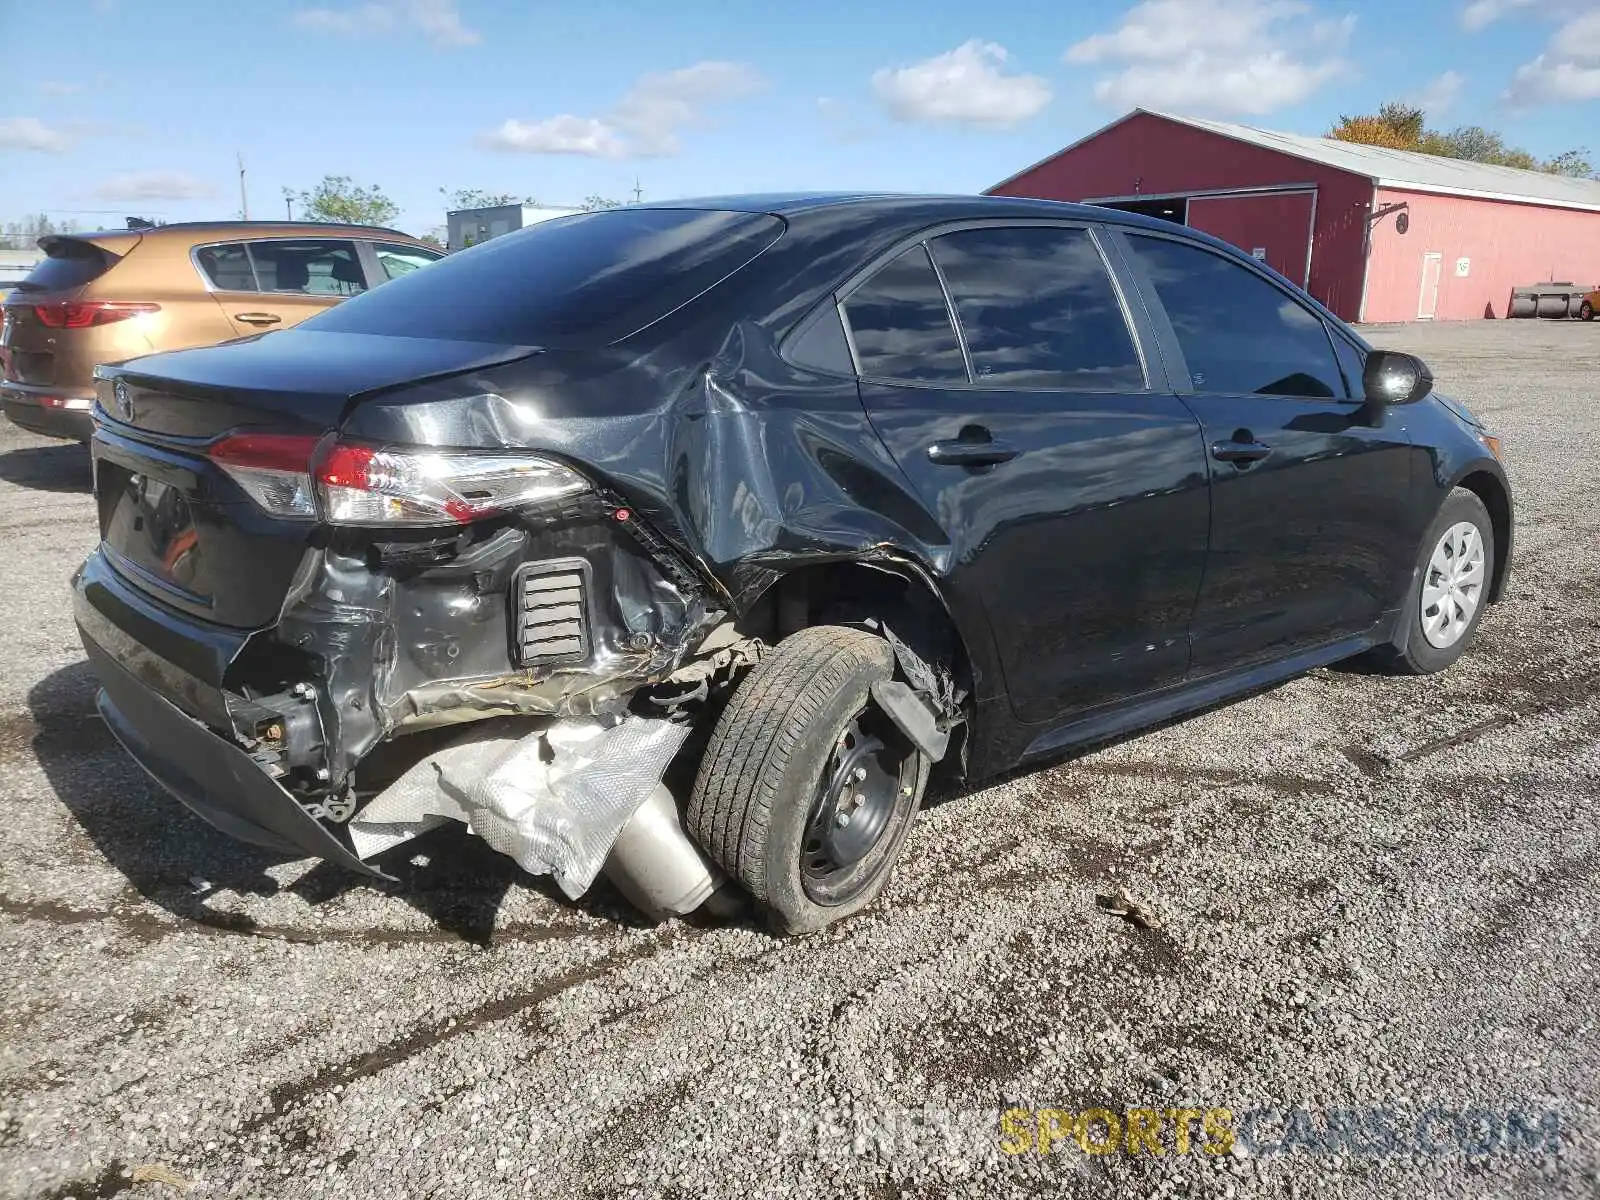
xmin=14 ymin=239 xmax=118 ymax=293
xmin=301 ymin=208 xmax=784 ymax=346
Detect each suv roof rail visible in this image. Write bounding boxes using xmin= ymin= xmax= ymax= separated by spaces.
xmin=74 ymin=219 xmax=417 ymax=239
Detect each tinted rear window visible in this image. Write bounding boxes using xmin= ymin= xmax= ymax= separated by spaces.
xmin=929 ymin=226 xmax=1144 ymax=391
xmin=303 ymin=208 xmax=784 ymax=346
xmin=841 ymin=244 xmax=968 ymax=384
xmin=17 ymin=240 xmax=117 ymax=293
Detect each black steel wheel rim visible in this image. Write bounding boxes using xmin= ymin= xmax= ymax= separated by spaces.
xmin=800 ymin=708 xmax=916 ymax=904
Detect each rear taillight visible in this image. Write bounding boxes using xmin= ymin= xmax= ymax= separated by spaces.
xmin=207 ymin=434 xmax=589 ymax=526
xmin=316 ymin=445 xmax=588 ymax=526
xmin=33 ymin=301 xmax=159 ymax=329
xmin=209 ymin=433 xmax=321 ymax=519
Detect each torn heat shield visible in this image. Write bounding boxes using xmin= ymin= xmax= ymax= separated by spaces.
xmin=350 ymin=716 xmax=690 ymax=899
xmin=244 ymin=497 xmax=722 ymax=796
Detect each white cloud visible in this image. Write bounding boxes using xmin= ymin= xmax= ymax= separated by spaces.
xmin=1460 ymin=0 xmax=1536 ymax=32
xmin=484 ymin=61 xmax=761 ymax=158
xmin=872 ymin=40 xmax=1051 ymax=128
xmin=93 ymin=171 xmax=218 ymax=202
xmin=483 ymin=115 xmax=628 ymax=157
xmin=0 ymin=117 xmax=69 ymax=152
xmin=37 ymin=81 xmax=82 ymax=96
xmin=1415 ymin=69 xmax=1466 ymax=116
xmin=1504 ymin=9 xmax=1600 ymax=104
xmin=292 ymin=0 xmax=477 ymax=47
xmin=1065 ymin=0 xmax=1353 ymax=116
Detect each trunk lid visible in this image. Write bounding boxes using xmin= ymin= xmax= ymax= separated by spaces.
xmin=94 ymin=330 xmax=539 ymax=628
xmin=103 ymin=328 xmax=538 ymax=437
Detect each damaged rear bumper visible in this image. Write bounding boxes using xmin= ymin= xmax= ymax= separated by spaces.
xmin=76 ymin=571 xmax=387 ymax=876
xmin=72 ymin=497 xmax=725 ymax=883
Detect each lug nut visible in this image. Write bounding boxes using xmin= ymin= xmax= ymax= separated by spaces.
xmin=852 ymin=766 xmax=867 ymax=782
xmin=835 ymin=811 xmax=851 ymax=827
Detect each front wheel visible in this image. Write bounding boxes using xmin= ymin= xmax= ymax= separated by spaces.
xmin=1382 ymin=488 xmax=1496 ymax=674
xmin=686 ymin=625 xmax=929 ymax=935
xmin=1581 ymin=301 xmax=1595 ymax=322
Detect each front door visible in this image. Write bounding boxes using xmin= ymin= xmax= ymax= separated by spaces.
xmin=1119 ymin=231 xmax=1421 ymax=675
xmin=842 ymin=224 xmax=1211 ymax=724
xmin=1418 ymin=252 xmax=1443 ymax=320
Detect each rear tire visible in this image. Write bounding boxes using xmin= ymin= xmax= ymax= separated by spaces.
xmin=1581 ymin=301 xmax=1595 ymax=322
xmin=686 ymin=625 xmax=928 ymax=935
xmin=1378 ymin=488 xmax=1495 ymax=675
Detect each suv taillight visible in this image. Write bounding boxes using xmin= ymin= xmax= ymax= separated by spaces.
xmin=207 ymin=434 xmax=589 ymax=525
xmin=33 ymin=301 xmax=159 ymax=328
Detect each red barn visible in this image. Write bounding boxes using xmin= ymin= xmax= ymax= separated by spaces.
xmin=987 ymin=109 xmax=1600 ymax=324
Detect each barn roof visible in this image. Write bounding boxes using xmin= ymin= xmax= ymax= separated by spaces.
xmin=998 ymin=109 xmax=1600 ymax=214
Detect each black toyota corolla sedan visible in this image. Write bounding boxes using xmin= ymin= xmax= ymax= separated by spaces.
xmin=74 ymin=194 xmax=1512 ymax=934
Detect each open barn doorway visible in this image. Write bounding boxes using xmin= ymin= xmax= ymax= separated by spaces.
xmin=1095 ymin=197 xmax=1189 ymax=224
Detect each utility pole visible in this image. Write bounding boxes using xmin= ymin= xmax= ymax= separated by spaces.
xmin=286 ymin=196 xmax=294 ymax=220
xmin=631 ymin=177 xmax=643 ymax=204
xmin=237 ymin=153 xmax=249 ymax=220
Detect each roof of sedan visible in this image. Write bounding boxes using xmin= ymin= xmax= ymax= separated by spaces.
xmin=636 ymin=192 xmax=1116 ymax=221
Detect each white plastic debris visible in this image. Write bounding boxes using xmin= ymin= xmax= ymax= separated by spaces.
xmin=348 ymin=715 xmax=689 ymax=898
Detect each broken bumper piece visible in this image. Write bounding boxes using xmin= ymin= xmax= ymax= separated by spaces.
xmin=80 ymin=629 xmax=389 ymax=879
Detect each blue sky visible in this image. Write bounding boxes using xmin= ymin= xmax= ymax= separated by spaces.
xmin=2 ymin=0 xmax=1597 ymax=237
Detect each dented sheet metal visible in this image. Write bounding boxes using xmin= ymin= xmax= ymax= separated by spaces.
xmin=259 ymin=509 xmax=718 ymax=789
xmin=350 ymin=714 xmax=689 ymax=897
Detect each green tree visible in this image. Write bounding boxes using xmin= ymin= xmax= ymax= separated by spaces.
xmin=580 ymin=195 xmax=622 ymax=211
xmin=290 ymin=176 xmax=400 ymax=226
xmin=1330 ymin=105 xmax=1588 ymax=178
xmin=441 ymin=187 xmax=539 ymax=210
xmin=1376 ymin=102 xmax=1426 ymax=145
xmin=1542 ymin=149 xmax=1595 ymax=178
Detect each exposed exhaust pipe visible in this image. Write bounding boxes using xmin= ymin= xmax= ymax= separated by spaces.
xmin=602 ymin=784 xmax=725 ymax=920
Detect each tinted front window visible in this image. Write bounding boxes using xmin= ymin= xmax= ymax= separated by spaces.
xmin=306 ymin=208 xmax=784 ymax=346
xmin=841 ymin=245 xmax=967 ymax=384
xmin=930 ymin=226 xmax=1143 ymax=390
xmin=196 ymin=243 xmax=256 ymax=292
xmin=1125 ymin=235 xmax=1343 ymax=399
xmin=249 ymin=239 xmax=366 ymax=296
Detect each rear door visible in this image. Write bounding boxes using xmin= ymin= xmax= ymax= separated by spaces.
xmin=1117 ymin=231 xmax=1419 ymax=674
xmin=842 ymin=222 xmax=1210 ymax=724
xmin=204 ymin=238 xmax=369 ymax=336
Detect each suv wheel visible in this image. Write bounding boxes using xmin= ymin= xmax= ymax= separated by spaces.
xmin=686 ymin=625 xmax=929 ymax=935
xmin=1581 ymin=301 xmax=1595 ymax=321
xmin=1382 ymin=488 xmax=1496 ymax=674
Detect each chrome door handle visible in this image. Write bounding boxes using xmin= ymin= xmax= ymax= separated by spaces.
xmin=1211 ymin=440 xmax=1272 ymax=464
xmin=927 ymin=439 xmax=1019 ymax=467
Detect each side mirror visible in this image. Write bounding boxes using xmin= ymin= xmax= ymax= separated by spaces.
xmin=1362 ymin=350 xmax=1433 ymax=405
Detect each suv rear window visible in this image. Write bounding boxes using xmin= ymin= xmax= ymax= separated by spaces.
xmin=15 ymin=239 xmax=117 ymax=293
xmin=302 ymin=208 xmax=784 ymax=346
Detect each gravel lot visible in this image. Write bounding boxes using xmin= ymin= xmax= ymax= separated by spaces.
xmin=0 ymin=320 xmax=1596 ymax=1200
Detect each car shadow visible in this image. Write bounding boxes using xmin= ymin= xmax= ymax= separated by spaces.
xmin=27 ymin=660 xmax=649 ymax=946
xmin=0 ymin=443 xmax=93 ymax=493
xmin=922 ymin=672 xmax=1308 ymax=810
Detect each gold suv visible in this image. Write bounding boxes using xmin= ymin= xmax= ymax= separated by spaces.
xmin=1 ymin=221 xmax=442 ymax=441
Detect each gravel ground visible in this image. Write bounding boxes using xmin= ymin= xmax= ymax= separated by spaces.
xmin=0 ymin=320 xmax=1596 ymax=1200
